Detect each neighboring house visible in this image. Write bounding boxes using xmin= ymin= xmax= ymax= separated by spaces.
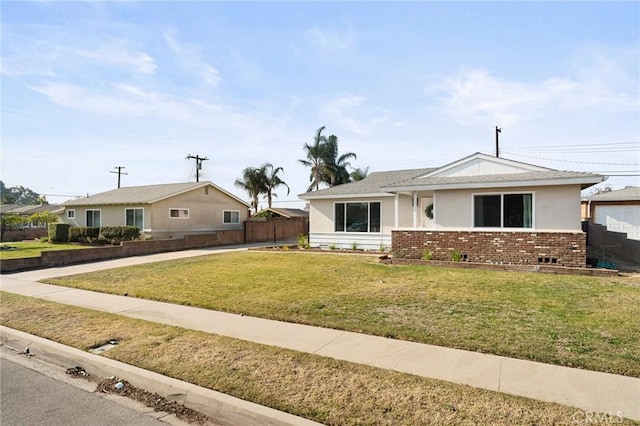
xmin=299 ymin=152 xmax=604 ymax=267
xmin=60 ymin=182 xmax=250 ymax=239
xmin=1 ymin=204 xmax=62 ymax=227
xmin=254 ymin=207 xmax=309 ymax=219
xmin=582 ymin=186 xmax=640 ymax=241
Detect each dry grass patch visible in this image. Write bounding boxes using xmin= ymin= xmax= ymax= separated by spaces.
xmin=4 ymin=292 xmax=637 ymax=425
xmin=42 ymin=252 xmax=640 ymax=377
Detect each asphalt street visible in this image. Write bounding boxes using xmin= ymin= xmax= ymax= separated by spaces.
xmin=0 ymin=347 xmax=186 ymax=426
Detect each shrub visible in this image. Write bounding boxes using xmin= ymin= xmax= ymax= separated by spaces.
xmin=379 ymin=242 xmax=387 ymax=252
xmin=69 ymin=227 xmax=100 ymax=243
xmin=297 ymin=234 xmax=310 ymax=249
xmin=351 ymin=241 xmax=359 ymax=251
xmin=99 ymin=226 xmax=140 ymax=244
xmin=329 ymin=243 xmax=337 ymax=251
xmin=39 ymin=236 xmax=49 ymax=243
xmin=48 ymin=223 xmax=70 ymax=243
xmin=450 ymin=250 xmax=462 ymax=262
xmin=422 ymin=249 xmax=434 ymax=261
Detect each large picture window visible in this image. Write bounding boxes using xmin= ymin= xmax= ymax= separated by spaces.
xmin=334 ymin=202 xmax=381 ymax=233
xmin=125 ymin=208 xmax=144 ymax=229
xmin=86 ymin=210 xmax=101 ymax=227
xmin=474 ymin=193 xmax=532 ymax=228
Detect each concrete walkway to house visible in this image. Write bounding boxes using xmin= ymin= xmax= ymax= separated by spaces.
xmin=1 ymin=245 xmax=639 ymax=421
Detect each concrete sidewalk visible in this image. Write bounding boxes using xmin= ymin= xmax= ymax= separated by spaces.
xmin=1 ymin=248 xmax=639 ymax=421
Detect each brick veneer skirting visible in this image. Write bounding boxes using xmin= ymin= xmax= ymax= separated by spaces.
xmin=391 ymin=230 xmax=586 ymax=268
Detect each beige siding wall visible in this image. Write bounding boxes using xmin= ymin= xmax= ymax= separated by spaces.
xmin=64 ymin=206 xmax=147 ymax=228
xmin=62 ymin=186 xmax=249 ymax=239
xmin=433 ymin=184 xmax=582 ymax=231
xmin=150 ymin=187 xmax=248 ymax=238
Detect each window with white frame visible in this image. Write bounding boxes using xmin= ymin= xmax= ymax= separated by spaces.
xmin=67 ymin=209 xmax=75 ymax=219
xmin=473 ymin=193 xmax=533 ymax=228
xmin=125 ymin=208 xmax=144 ymax=229
xmin=169 ymin=208 xmax=189 ymax=219
xmin=86 ymin=209 xmax=101 ymax=227
xmin=223 ymin=210 xmax=240 ymax=224
xmin=334 ymin=202 xmax=381 ymax=232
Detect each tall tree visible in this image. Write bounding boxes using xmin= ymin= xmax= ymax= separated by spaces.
xmin=0 ymin=181 xmax=47 ymax=204
xmin=322 ymin=134 xmax=357 ymax=186
xmin=234 ymin=167 xmax=265 ymax=213
xmin=298 ymin=126 xmax=332 ymax=192
xmin=350 ymin=167 xmax=369 ymax=182
xmin=260 ymin=163 xmax=289 ymax=208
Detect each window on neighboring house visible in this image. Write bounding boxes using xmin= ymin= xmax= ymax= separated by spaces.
xmin=223 ymin=210 xmax=240 ymax=224
xmin=125 ymin=208 xmax=144 ymax=229
xmin=67 ymin=210 xmax=75 ymax=219
xmin=474 ymin=193 xmax=533 ymax=228
xmin=86 ymin=210 xmax=101 ymax=227
xmin=169 ymin=208 xmax=189 ymax=219
xmin=334 ymin=202 xmax=381 ymax=232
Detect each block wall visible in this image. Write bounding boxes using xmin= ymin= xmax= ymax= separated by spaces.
xmin=391 ymin=230 xmax=586 ymax=268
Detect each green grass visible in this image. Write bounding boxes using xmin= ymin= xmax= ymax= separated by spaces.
xmin=43 ymin=251 xmax=640 ymax=377
xmin=0 ymin=241 xmax=90 ymax=259
xmin=5 ymin=292 xmax=637 ymax=425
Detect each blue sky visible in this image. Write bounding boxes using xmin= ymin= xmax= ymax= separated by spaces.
xmin=2 ymin=1 xmax=639 ymax=208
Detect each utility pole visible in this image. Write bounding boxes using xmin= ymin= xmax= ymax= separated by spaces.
xmin=495 ymin=126 xmax=502 ymax=158
xmin=186 ymin=154 xmax=209 ymax=182
xmin=110 ymin=166 xmax=128 ymax=188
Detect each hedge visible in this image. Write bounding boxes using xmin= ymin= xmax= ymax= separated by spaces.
xmin=99 ymin=226 xmax=140 ymax=243
xmin=48 ymin=223 xmax=70 ymax=243
xmin=69 ymin=227 xmax=100 ymax=243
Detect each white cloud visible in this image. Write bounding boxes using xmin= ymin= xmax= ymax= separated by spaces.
xmin=427 ymin=63 xmax=638 ymax=127
xmin=76 ymin=47 xmax=157 ymax=74
xmin=319 ymin=95 xmax=368 ymax=135
xmin=162 ymin=28 xmax=221 ymax=87
xmin=29 ymin=83 xmax=192 ymax=119
xmin=304 ymin=25 xmax=356 ymax=52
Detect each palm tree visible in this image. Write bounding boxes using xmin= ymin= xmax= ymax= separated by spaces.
xmin=261 ymin=163 xmax=290 ymax=208
xmin=322 ymin=134 xmax=357 ymax=186
xmin=350 ymin=167 xmax=369 ymax=182
xmin=235 ymin=167 xmax=265 ymax=213
xmin=299 ymin=126 xmax=332 ymax=192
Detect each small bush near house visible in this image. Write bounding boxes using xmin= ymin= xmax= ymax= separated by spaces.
xmin=329 ymin=243 xmax=337 ymax=251
xmin=69 ymin=227 xmax=100 ymax=244
xmin=99 ymin=226 xmax=140 ymax=244
xmin=422 ymin=249 xmax=434 ymax=261
xmin=450 ymin=250 xmax=463 ymax=262
xmin=297 ymin=234 xmax=310 ymax=249
xmin=48 ymin=223 xmax=70 ymax=243
xmin=39 ymin=236 xmax=49 ymax=243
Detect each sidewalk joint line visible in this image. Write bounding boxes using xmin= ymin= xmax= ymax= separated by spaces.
xmin=311 ymin=331 xmax=346 ymax=354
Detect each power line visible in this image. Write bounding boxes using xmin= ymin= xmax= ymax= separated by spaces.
xmin=508 ymin=141 xmax=639 ymax=151
xmin=502 ymin=152 xmax=639 ymax=166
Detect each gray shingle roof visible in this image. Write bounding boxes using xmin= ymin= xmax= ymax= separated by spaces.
xmin=299 ymin=168 xmax=434 ymax=198
xmin=586 ymin=186 xmax=640 ymax=201
xmin=62 ymin=182 xmax=248 ymax=207
xmin=0 ymin=204 xmax=61 ymax=215
xmin=383 ymin=170 xmax=602 ymax=189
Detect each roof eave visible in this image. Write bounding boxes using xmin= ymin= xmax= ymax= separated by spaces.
xmin=300 ymin=192 xmax=396 ymax=200
xmin=383 ymin=176 xmax=605 ymax=192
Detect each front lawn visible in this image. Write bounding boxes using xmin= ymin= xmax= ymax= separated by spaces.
xmin=0 ymin=241 xmax=90 ymax=260
xmin=43 ymin=252 xmax=640 ymax=377
xmin=4 ymin=292 xmax=630 ymax=426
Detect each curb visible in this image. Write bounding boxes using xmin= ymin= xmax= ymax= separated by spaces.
xmin=0 ymin=326 xmax=322 ymax=426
